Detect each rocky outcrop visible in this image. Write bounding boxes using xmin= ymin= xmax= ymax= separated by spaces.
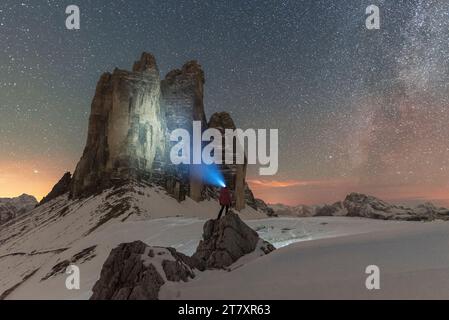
xmin=192 ymin=212 xmax=275 ymax=269
xmin=91 ymin=213 xmax=275 ymax=299
xmin=70 ymin=52 xmax=166 ymax=198
xmin=244 ymin=186 xmax=275 ymax=216
xmin=39 ymin=172 xmax=72 ymax=205
xmin=90 ymin=241 xmax=196 ymax=300
xmin=0 ymin=194 xmax=38 ymax=225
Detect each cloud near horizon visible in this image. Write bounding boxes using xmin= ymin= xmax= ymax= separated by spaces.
xmin=247 ymin=178 xmax=347 ymax=189
xmin=247 ymin=179 xmax=308 ymax=188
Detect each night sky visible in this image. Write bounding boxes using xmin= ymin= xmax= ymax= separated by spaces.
xmin=1 ymin=0 xmax=449 ymax=206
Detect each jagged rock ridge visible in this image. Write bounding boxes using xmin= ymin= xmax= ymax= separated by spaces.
xmin=0 ymin=194 xmax=38 ymax=225
xmin=39 ymin=172 xmax=72 ymax=205
xmin=270 ymin=192 xmax=449 ymax=221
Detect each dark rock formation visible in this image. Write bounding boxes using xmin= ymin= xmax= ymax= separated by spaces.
xmin=192 ymin=212 xmax=275 ymax=269
xmin=315 ymin=201 xmax=346 ymax=217
xmin=244 ymin=186 xmax=275 ymax=216
xmin=91 ymin=214 xmax=275 ymax=299
xmin=70 ymin=52 xmax=166 ymax=198
xmin=90 ymin=241 xmax=195 ymax=300
xmin=0 ymin=194 xmax=38 ymax=225
xmin=39 ymin=172 xmax=72 ymax=205
xmin=208 ymin=111 xmax=236 ymax=130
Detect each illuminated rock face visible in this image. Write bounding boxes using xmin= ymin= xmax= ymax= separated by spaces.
xmin=71 ymin=53 xmax=165 ymax=198
xmin=70 ymin=53 xmax=249 ymax=211
xmin=161 ymin=61 xmax=208 ymax=202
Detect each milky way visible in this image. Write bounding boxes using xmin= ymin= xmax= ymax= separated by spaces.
xmin=1 ymin=1 xmax=449 ymax=205
xmin=343 ymin=1 xmax=449 ymax=204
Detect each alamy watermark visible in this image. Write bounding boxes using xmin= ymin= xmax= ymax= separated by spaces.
xmin=63 ymin=4 xmax=380 ymax=31
xmin=365 ymin=265 xmax=380 ymax=290
xmin=366 ymin=5 xmax=380 ymax=30
xmin=65 ymin=5 xmax=80 ymax=30
xmin=170 ymin=121 xmax=279 ymax=176
xmin=65 ymin=264 xmax=80 ymax=290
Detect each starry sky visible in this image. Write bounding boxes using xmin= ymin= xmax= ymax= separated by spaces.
xmin=1 ymin=0 xmax=449 ymax=206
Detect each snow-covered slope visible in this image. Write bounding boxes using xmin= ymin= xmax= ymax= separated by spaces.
xmin=0 ymin=194 xmax=37 ymax=225
xmin=2 ymin=182 xmax=449 ymax=300
xmin=0 ymin=180 xmax=408 ymax=300
xmin=165 ymin=220 xmax=449 ymax=299
xmin=0 ymin=182 xmax=266 ymax=299
xmin=2 ymin=213 xmax=410 ymax=300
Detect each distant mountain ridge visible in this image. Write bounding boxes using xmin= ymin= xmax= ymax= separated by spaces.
xmin=0 ymin=194 xmax=38 ymax=225
xmin=270 ymin=193 xmax=449 ymax=221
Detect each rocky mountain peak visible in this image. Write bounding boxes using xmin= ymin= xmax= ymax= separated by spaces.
xmin=70 ymin=53 xmax=165 ymax=198
xmin=182 ymin=60 xmax=205 ymax=82
xmin=345 ymin=192 xmax=385 ymax=205
xmin=164 ymin=60 xmax=205 ymax=85
xmin=208 ymin=112 xmax=237 ymax=130
xmin=39 ymin=172 xmax=72 ymax=205
xmin=16 ymin=194 xmax=36 ymax=201
xmin=344 ymin=192 xmax=390 ymax=214
xmin=0 ymin=194 xmax=38 ymax=225
xmin=132 ymin=52 xmax=158 ymax=73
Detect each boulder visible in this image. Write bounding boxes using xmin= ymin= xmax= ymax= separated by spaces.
xmin=90 ymin=241 xmax=196 ymax=300
xmin=91 ymin=214 xmax=275 ymax=299
xmin=192 ymin=212 xmax=275 ymax=269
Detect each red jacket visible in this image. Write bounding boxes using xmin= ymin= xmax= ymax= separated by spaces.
xmin=219 ymin=188 xmax=232 ymax=206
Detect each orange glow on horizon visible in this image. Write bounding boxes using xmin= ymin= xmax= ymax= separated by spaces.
xmin=2 ymin=162 xmax=449 ymax=208
xmin=247 ymin=179 xmax=311 ymax=188
xmin=0 ymin=158 xmax=75 ymax=201
xmin=247 ymin=177 xmax=449 ymax=207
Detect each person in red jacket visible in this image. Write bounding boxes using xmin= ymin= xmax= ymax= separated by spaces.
xmin=217 ymin=187 xmax=232 ymax=219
